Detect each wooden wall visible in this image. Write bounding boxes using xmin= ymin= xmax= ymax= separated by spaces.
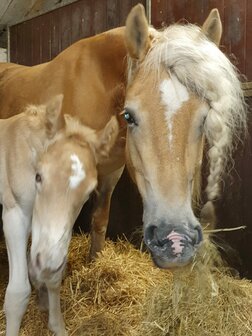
xmin=9 ymin=0 xmax=145 ymax=65
xmin=151 ymin=0 xmax=252 ymax=81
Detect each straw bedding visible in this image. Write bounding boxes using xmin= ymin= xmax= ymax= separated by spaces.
xmin=0 ymin=234 xmax=252 ymax=335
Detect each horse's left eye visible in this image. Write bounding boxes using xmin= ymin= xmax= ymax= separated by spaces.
xmin=123 ymin=109 xmax=137 ymax=126
xmin=35 ymin=173 xmax=42 ymax=183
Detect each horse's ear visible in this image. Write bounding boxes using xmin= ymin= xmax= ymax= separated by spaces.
xmin=202 ymin=8 xmax=222 ymax=46
xmin=94 ymin=116 xmax=119 ymax=161
xmin=125 ymin=4 xmax=150 ymax=60
xmin=45 ymin=94 xmax=64 ymax=138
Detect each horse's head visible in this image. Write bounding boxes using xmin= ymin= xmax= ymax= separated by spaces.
xmin=29 ymin=97 xmax=119 ymax=284
xmin=124 ymin=5 xmax=246 ymax=268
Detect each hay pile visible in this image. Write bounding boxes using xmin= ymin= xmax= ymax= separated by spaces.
xmin=0 ymin=235 xmax=252 ymax=335
xmin=140 ymin=239 xmax=252 ymax=336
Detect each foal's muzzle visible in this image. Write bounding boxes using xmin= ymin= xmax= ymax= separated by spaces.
xmin=144 ymin=222 xmax=203 ymax=268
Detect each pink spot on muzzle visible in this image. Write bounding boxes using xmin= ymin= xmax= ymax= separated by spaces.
xmin=167 ymin=230 xmax=185 ymax=256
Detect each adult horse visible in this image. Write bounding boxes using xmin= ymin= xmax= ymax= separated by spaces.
xmin=0 ymin=4 xmax=246 ymax=335
xmin=123 ymin=5 xmax=246 ymax=268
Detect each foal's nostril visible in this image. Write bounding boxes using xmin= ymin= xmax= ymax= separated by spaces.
xmin=36 ymin=252 xmax=41 ymax=270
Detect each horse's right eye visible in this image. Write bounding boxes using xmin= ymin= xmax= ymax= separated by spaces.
xmin=35 ymin=173 xmax=42 ymax=183
xmin=123 ymin=108 xmax=138 ymax=126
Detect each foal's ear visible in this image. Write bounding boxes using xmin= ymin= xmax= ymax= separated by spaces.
xmin=202 ymin=8 xmax=222 ymax=46
xmin=94 ymin=116 xmax=119 ymax=161
xmin=125 ymin=4 xmax=150 ymax=60
xmin=45 ymin=94 xmax=64 ymax=138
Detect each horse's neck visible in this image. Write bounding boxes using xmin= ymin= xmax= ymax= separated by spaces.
xmin=52 ymin=27 xmax=127 ymax=90
xmin=47 ymin=28 xmax=128 ymax=129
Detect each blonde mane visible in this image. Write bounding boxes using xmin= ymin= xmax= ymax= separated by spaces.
xmin=131 ymin=24 xmax=247 ymax=209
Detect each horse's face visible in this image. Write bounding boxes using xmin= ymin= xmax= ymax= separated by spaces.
xmin=30 ymin=114 xmax=119 ymax=283
xmin=30 ymin=141 xmax=97 ymax=282
xmin=125 ymin=64 xmax=208 ymax=268
xmin=123 ymin=5 xmax=243 ymax=269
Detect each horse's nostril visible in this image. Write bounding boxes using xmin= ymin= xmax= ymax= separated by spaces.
xmin=36 ymin=252 xmax=41 ymax=270
xmin=144 ymin=225 xmax=158 ymax=243
xmin=194 ymin=226 xmax=203 ymax=244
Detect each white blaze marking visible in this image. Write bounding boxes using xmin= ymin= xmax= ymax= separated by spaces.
xmin=69 ymin=154 xmax=85 ymax=189
xmin=160 ymin=75 xmax=189 ymax=145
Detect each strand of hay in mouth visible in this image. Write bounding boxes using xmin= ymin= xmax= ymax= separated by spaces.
xmin=1 ymin=235 xmax=252 ymax=335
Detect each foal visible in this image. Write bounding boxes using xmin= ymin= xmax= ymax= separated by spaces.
xmin=1 ymin=95 xmax=119 ymax=335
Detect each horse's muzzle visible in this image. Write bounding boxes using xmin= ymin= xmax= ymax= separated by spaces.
xmin=144 ymin=223 xmax=203 ymax=268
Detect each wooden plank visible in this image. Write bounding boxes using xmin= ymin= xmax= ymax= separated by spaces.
xmin=22 ymin=20 xmax=32 ymax=66
xmin=16 ymin=23 xmax=25 ymax=65
xmin=170 ymin=0 xmax=188 ymax=24
xmin=71 ymin=0 xmax=92 ymax=43
xmin=93 ymin=0 xmax=107 ymax=35
xmin=81 ymin=0 xmax=92 ymax=38
xmin=119 ymin=0 xmax=134 ymax=26
xmin=107 ymin=0 xmax=119 ymax=30
xmin=50 ymin=8 xmax=60 ymax=59
xmin=201 ymin=0 xmax=225 ymax=21
xmin=9 ymin=25 xmax=17 ymax=63
xmin=31 ymin=16 xmax=41 ymax=65
xmin=59 ymin=6 xmax=72 ymax=51
xmin=71 ymin=0 xmax=88 ymax=43
xmin=186 ymin=0 xmax=203 ymax=23
xmin=246 ymin=0 xmax=252 ymax=80
xmin=223 ymin=0 xmax=246 ymax=75
xmin=131 ymin=0 xmax=146 ymax=9
xmin=40 ymin=13 xmax=51 ymax=63
xmin=151 ymin=0 xmax=168 ymax=28
xmin=241 ymin=82 xmax=252 ymax=90
xmin=151 ymin=0 xmax=225 ymax=31
xmin=239 ymin=94 xmax=252 ymax=278
xmin=242 ymin=82 xmax=252 ymax=97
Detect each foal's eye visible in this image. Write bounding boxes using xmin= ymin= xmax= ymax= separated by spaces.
xmin=123 ymin=109 xmax=138 ymax=126
xmin=35 ymin=173 xmax=42 ymax=183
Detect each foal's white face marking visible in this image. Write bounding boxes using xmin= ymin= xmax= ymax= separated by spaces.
xmin=69 ymin=153 xmax=86 ymax=189
xmin=160 ymin=75 xmax=189 ymax=145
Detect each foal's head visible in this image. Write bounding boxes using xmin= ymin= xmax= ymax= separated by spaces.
xmin=124 ymin=5 xmax=246 ymax=268
xmin=29 ymin=97 xmax=119 ymax=283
